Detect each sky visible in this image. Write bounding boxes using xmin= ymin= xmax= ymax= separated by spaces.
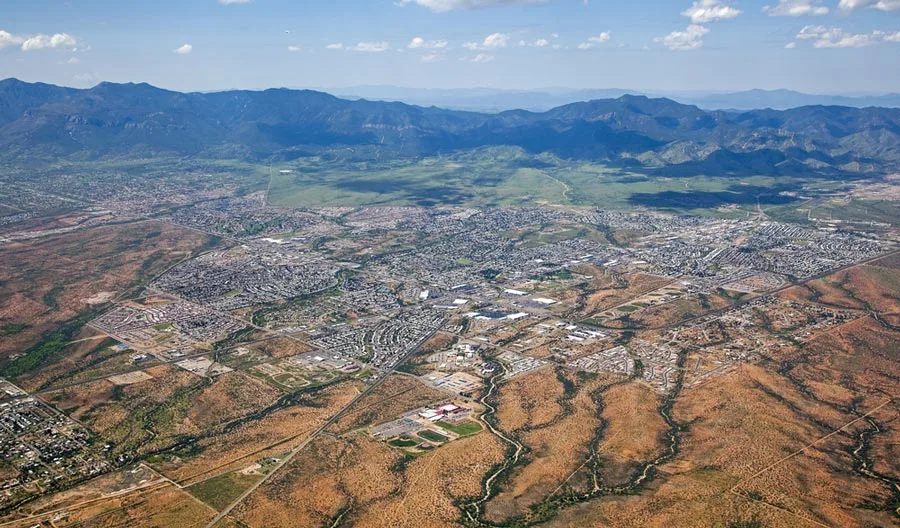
xmin=1 ymin=0 xmax=899 ymax=94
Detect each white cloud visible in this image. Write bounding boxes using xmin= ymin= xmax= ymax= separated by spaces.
xmin=0 ymin=30 xmax=25 ymax=49
xmin=578 ymin=31 xmax=611 ymax=49
xmin=763 ymin=0 xmax=829 ymax=16
xmin=421 ymin=53 xmax=443 ymax=62
xmin=352 ymin=41 xmax=390 ymax=52
xmin=219 ymin=0 xmax=253 ymax=4
xmin=839 ymin=0 xmax=900 ymax=11
xmin=483 ymin=32 xmax=509 ymax=48
xmin=785 ymin=41 xmax=797 ymax=48
xmin=873 ymin=0 xmax=900 ymax=9
xmin=534 ymin=38 xmax=550 ymax=47
xmin=175 ymin=44 xmax=193 ymax=55
xmin=682 ymin=0 xmax=741 ymax=23
xmin=471 ymin=53 xmax=495 ymax=62
xmin=655 ymin=24 xmax=709 ymax=50
xmin=408 ymin=37 xmax=448 ymax=49
xmin=326 ymin=43 xmax=345 ymax=50
xmin=51 ymin=34 xmax=77 ymax=49
xmin=397 ymin=0 xmax=550 ymax=13
xmin=796 ymin=25 xmax=881 ymax=48
xmin=287 ymin=45 xmax=302 ymax=52
xmin=21 ymin=33 xmax=78 ymax=52
xmin=67 ymin=56 xmax=81 ymax=64
xmin=882 ymin=31 xmax=900 ymax=43
xmin=463 ymin=32 xmax=509 ymax=51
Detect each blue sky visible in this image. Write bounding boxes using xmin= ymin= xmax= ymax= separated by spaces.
xmin=1 ymin=0 xmax=899 ymax=93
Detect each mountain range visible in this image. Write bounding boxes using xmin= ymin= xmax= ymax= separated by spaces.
xmin=2 ymin=78 xmax=899 ymax=177
xmin=337 ymin=86 xmax=900 ymax=112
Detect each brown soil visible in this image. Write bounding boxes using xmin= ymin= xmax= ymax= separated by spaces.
xmin=597 ymin=382 xmax=667 ymax=485
xmin=581 ymin=274 xmax=673 ymax=317
xmin=496 ymin=368 xmax=566 ymax=433
xmin=329 ymin=374 xmax=446 ymax=434
xmin=161 ymin=381 xmax=363 ymax=485
xmin=232 ymin=434 xmax=401 ymax=528
xmin=3 ymin=484 xmax=216 ymax=528
xmin=256 ymin=337 xmax=314 ymax=359
xmin=486 ymin=371 xmax=609 ymax=523
xmin=0 ymin=221 xmax=213 ymax=363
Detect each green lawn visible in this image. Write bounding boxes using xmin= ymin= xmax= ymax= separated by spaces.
xmin=435 ymin=420 xmax=482 ymax=436
xmin=417 ymin=430 xmax=449 ymax=443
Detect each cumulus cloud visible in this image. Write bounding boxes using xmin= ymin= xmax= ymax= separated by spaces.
xmin=785 ymin=41 xmax=797 ymax=48
xmin=471 ymin=53 xmax=495 ymax=62
xmin=882 ymin=31 xmax=900 ymax=42
xmin=21 ymin=33 xmax=78 ymax=52
xmin=326 ymin=43 xmax=345 ymax=50
xmin=287 ymin=45 xmax=302 ymax=52
xmin=655 ymin=24 xmax=709 ymax=50
xmin=421 ymin=53 xmax=443 ymax=62
xmin=2 ymin=30 xmax=82 ymax=53
xmin=397 ymin=0 xmax=550 ymax=12
xmin=763 ymin=0 xmax=829 ymax=16
xmin=659 ymin=0 xmax=735 ymax=50
xmin=534 ymin=38 xmax=550 ymax=47
xmin=408 ymin=37 xmax=448 ymax=49
xmin=483 ymin=32 xmax=509 ymax=48
xmin=577 ymin=31 xmax=611 ymax=49
xmin=174 ymin=44 xmax=193 ymax=55
xmin=839 ymin=0 xmax=900 ymax=11
xmin=0 ymin=30 xmax=25 ymax=49
xmin=795 ymin=25 xmax=889 ymax=48
xmin=681 ymin=0 xmax=741 ymax=23
xmin=351 ymin=41 xmax=390 ymax=52
xmin=463 ymin=32 xmax=509 ymax=51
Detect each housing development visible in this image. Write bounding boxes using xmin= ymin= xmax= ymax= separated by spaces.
xmin=1 ymin=189 xmax=898 ymax=527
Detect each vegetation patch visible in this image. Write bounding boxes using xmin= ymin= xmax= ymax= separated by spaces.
xmin=187 ymin=471 xmax=262 ymax=511
xmin=1 ymin=313 xmax=94 ymax=379
xmin=388 ymin=438 xmax=419 ymax=448
xmin=0 ymin=324 xmax=28 ymax=337
xmin=418 ymin=430 xmax=449 ymax=443
xmin=436 ymin=420 xmax=483 ymax=437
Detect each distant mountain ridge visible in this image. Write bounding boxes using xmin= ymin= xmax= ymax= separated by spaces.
xmin=338 ymin=86 xmax=900 ymax=112
xmin=1 ymin=78 xmax=899 ymax=177
xmin=689 ymin=89 xmax=900 ymax=111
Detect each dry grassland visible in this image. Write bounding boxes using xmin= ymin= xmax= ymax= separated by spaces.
xmin=581 ymin=274 xmax=673 ymax=316
xmin=0 ymin=221 xmax=213 ymax=362
xmin=329 ymin=374 xmax=446 ymax=434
